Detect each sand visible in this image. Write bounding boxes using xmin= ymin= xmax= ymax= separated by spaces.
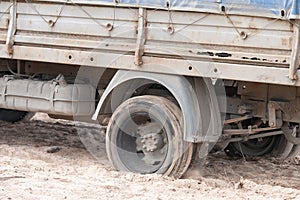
xmin=0 ymin=113 xmax=299 ymax=200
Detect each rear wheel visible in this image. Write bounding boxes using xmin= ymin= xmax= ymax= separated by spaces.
xmin=106 ymin=95 xmax=193 ymax=178
xmin=280 ymin=124 xmax=300 ymax=158
xmin=0 ymin=109 xmax=27 ymax=123
xmin=224 ymin=118 xmax=299 ymax=158
xmin=225 ymin=135 xmax=298 ymax=159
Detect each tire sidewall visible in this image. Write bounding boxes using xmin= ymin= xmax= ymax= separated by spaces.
xmin=106 ymin=96 xmax=183 ymax=175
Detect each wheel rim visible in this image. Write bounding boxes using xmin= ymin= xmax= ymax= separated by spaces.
xmin=106 ymin=95 xmax=194 ymax=177
xmin=115 ymin=112 xmax=169 ymax=174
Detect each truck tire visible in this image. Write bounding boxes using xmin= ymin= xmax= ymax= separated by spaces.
xmin=225 ymin=136 xmax=278 ymax=157
xmin=279 ymin=126 xmax=300 ymax=158
xmin=0 ymin=109 xmax=28 ymax=123
xmin=106 ymin=95 xmax=193 ymax=178
xmin=225 ymin=135 xmax=298 ymax=159
xmin=288 ymin=145 xmax=300 ymax=158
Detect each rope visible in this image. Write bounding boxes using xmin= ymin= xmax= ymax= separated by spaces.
xmin=21 ymin=1 xmax=291 ymax=42
xmin=222 ymin=9 xmax=282 ymax=40
xmin=24 ymin=0 xmax=68 ymax=27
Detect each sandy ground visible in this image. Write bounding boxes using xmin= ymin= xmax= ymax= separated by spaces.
xmin=0 ymin=113 xmax=299 ymax=200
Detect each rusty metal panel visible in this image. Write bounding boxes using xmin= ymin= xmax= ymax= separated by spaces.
xmin=145 ymin=9 xmax=293 ymax=67
xmin=268 ymin=85 xmax=297 ymax=101
xmin=282 ymin=99 xmax=300 ymax=123
xmin=238 ymin=82 xmax=268 ymax=99
xmin=296 ymin=88 xmax=300 ymax=97
xmin=0 ymin=43 xmax=299 ymax=86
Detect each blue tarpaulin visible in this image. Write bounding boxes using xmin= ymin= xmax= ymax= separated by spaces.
xmin=86 ymin=0 xmax=300 ymax=19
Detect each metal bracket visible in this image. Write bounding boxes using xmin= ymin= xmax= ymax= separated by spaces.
xmin=289 ymin=20 xmax=300 ymax=80
xmin=134 ymin=8 xmax=146 ymax=66
xmin=268 ymin=101 xmax=283 ymax=128
xmin=6 ymin=0 xmax=17 ymax=55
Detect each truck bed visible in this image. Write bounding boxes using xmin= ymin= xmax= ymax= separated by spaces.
xmin=0 ymin=0 xmax=300 ymax=85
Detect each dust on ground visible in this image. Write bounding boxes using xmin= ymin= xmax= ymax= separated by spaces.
xmin=0 ymin=113 xmax=299 ymax=200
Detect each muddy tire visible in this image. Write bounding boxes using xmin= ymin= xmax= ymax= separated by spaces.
xmin=225 ymin=136 xmax=277 ymax=157
xmin=0 ymin=109 xmax=28 ymax=123
xmin=279 ymin=126 xmax=300 ymax=158
xmin=106 ymin=95 xmax=193 ymax=178
xmin=225 ymin=135 xmax=298 ymax=159
xmin=288 ymin=145 xmax=300 ymax=158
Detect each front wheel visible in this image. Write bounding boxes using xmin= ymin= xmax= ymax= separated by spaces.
xmin=106 ymin=95 xmax=193 ymax=178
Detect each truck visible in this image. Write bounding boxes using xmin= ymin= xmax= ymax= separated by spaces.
xmin=0 ymin=0 xmax=299 ymax=178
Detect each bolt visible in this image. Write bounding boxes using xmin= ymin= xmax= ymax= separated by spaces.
xmin=48 ymin=20 xmax=55 ymax=27
xmin=240 ymin=31 xmax=248 ymax=40
xmin=106 ymin=23 xmax=113 ymax=31
xmin=167 ymin=26 xmax=174 ymax=34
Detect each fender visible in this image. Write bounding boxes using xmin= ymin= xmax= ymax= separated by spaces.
xmin=92 ymin=70 xmax=222 ymax=143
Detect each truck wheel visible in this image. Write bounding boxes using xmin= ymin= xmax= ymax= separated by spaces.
xmin=106 ymin=95 xmax=193 ymax=178
xmin=225 ymin=136 xmax=278 ymax=157
xmin=0 ymin=109 xmax=28 ymax=123
xmin=225 ymin=135 xmax=298 ymax=158
xmin=279 ymin=125 xmax=300 ymax=158
xmin=288 ymin=145 xmax=300 ymax=158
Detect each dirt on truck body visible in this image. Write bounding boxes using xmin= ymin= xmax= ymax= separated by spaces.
xmin=0 ymin=0 xmax=300 ymax=195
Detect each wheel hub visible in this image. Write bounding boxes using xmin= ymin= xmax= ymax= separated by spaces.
xmin=135 ymin=122 xmax=167 ymax=165
xmin=140 ymin=133 xmax=164 ymax=152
